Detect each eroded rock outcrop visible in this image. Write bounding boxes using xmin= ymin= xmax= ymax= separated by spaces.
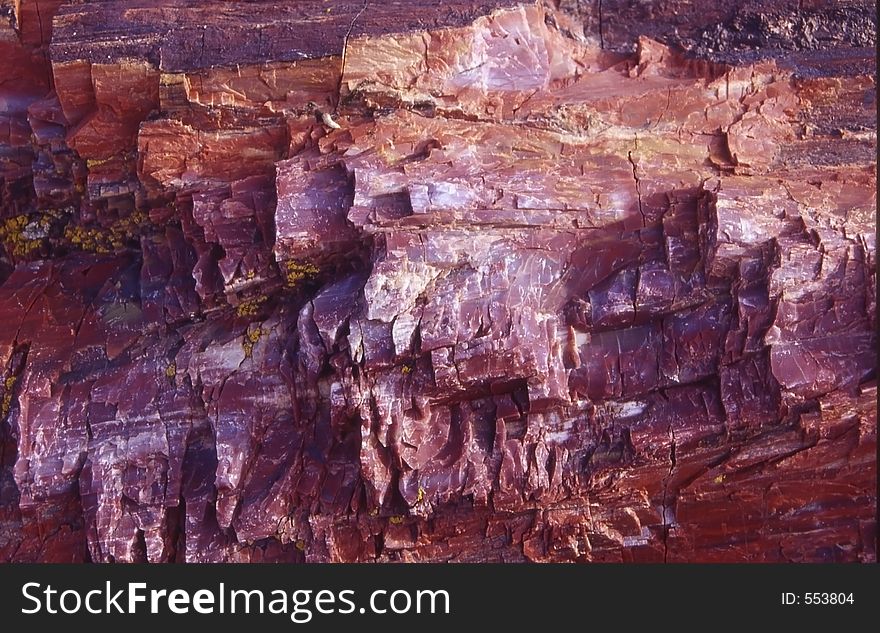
xmin=0 ymin=0 xmax=875 ymax=562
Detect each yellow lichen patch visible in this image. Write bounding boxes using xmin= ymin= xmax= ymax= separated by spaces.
xmin=0 ymin=215 xmax=41 ymax=257
xmin=11 ymin=240 xmax=40 ymax=257
xmin=64 ymin=224 xmax=112 ymax=253
xmin=284 ymin=261 xmax=320 ymax=288
xmin=63 ymin=211 xmax=150 ymax=254
xmin=2 ymin=216 xmax=27 ymax=231
xmin=713 ymin=474 xmax=725 ymax=484
xmin=242 ymin=326 xmax=263 ymax=358
xmin=236 ymin=295 xmax=267 ymax=318
xmin=85 ymin=157 xmax=112 ymax=169
xmin=417 ymin=486 xmax=426 ymax=503
xmin=295 ymin=539 xmax=306 ymax=551
xmin=164 ymin=362 xmax=177 ymax=380
xmin=0 ymin=215 xmax=27 ymax=237
xmin=401 ymin=364 xmax=412 ymax=374
xmin=1 ymin=374 xmax=16 ymax=419
xmin=389 ymin=515 xmax=404 ymax=525
xmin=107 ymin=210 xmax=149 ymax=250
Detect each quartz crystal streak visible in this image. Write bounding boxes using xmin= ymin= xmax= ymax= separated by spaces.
xmin=0 ymin=0 xmax=875 ymax=562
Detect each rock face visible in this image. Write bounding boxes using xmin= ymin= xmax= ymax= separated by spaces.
xmin=0 ymin=0 xmax=875 ymax=562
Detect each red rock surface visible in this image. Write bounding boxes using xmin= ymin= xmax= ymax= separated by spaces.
xmin=0 ymin=0 xmax=875 ymax=562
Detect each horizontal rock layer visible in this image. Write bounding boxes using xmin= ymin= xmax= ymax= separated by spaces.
xmin=0 ymin=0 xmax=875 ymax=562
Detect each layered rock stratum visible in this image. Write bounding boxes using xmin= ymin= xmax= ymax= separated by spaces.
xmin=0 ymin=0 xmax=875 ymax=562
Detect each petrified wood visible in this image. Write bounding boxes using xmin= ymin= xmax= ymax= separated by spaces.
xmin=0 ymin=0 xmax=875 ymax=562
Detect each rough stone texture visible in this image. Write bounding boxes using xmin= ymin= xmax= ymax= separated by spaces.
xmin=0 ymin=0 xmax=875 ymax=562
